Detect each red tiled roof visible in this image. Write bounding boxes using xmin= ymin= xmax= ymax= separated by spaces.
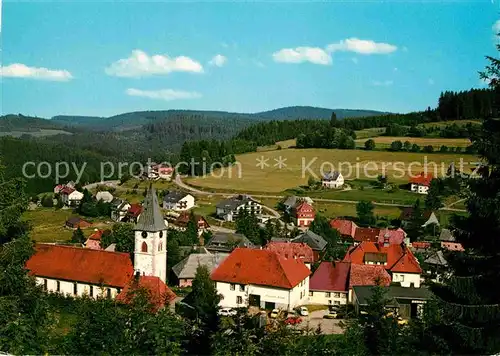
xmin=409 ymin=172 xmax=434 ymax=186
xmin=116 ymin=276 xmax=177 ymax=311
xmin=343 ymin=241 xmax=422 ymax=274
xmin=377 ymin=228 xmax=406 ymax=245
xmin=441 ymin=242 xmax=465 ymax=252
xmin=264 ymin=242 xmax=315 ymax=263
xmin=128 ymin=204 xmax=143 ymax=217
xmin=309 ymin=261 xmax=350 ymax=292
xmin=354 ymin=227 xmax=381 ymax=243
xmin=211 ymin=248 xmax=311 ymax=289
xmin=412 ymin=242 xmax=431 ymax=249
xmin=26 ymin=244 xmax=134 ymax=288
xmin=85 ymin=239 xmax=102 ymax=250
xmin=88 ymin=229 xmax=104 ymax=241
xmin=330 ymin=219 xmax=358 ymax=238
xmin=294 ymin=202 xmax=314 ymax=214
xmin=349 ymin=264 xmax=391 ymax=288
xmin=61 ymin=186 xmax=76 ymax=195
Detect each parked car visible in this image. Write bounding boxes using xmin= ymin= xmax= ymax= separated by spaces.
xmin=298 ymin=306 xmax=309 ymax=316
xmin=219 ymin=308 xmax=237 ymax=317
xmin=284 ymin=316 xmax=302 ymax=325
xmin=323 ymin=310 xmax=338 ymax=319
xmin=270 ymin=309 xmax=280 ymax=318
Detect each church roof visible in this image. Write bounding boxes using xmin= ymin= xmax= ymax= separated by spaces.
xmin=134 ymin=185 xmax=167 ymax=232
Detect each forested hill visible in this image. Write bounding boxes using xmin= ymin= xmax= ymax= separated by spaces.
xmin=255 ymin=106 xmax=389 ymax=120
xmin=0 ymin=114 xmax=67 ymax=132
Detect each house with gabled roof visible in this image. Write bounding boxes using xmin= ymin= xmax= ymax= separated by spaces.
xmin=322 ymin=171 xmax=344 ymax=189
xmin=163 ymin=190 xmax=195 ymax=211
xmin=264 ymin=241 xmax=315 ymax=266
xmin=292 ymin=201 xmax=315 ymax=227
xmin=330 ymin=218 xmax=358 ymax=239
xmin=292 ymin=230 xmax=327 ymax=260
xmin=211 ymin=248 xmax=311 ymax=311
xmin=65 ymin=216 xmax=91 ymax=229
xmin=110 ymin=198 xmax=131 ymax=222
xmin=205 ymin=232 xmax=254 ymax=253
xmin=84 ymin=229 xmax=110 ymax=250
xmin=215 ymin=194 xmax=262 ymax=222
xmin=282 ymin=195 xmax=313 ymax=213
xmin=409 ymin=172 xmax=433 ymax=194
xmin=60 ymin=187 xmax=84 ymax=207
xmin=343 ymin=241 xmax=422 ymax=288
xmin=399 ymin=208 xmax=440 ymax=228
xmin=172 ymin=252 xmax=229 ymax=287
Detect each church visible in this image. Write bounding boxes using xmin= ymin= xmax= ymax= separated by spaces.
xmin=25 ymin=186 xmax=176 ymax=307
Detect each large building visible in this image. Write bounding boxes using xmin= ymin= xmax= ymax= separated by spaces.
xmin=211 ymin=248 xmax=310 ymax=311
xmin=26 ymin=186 xmax=174 ymax=305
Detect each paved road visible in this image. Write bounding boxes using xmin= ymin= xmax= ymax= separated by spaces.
xmin=173 ymin=175 xmax=466 ymax=212
xmin=301 ymin=309 xmax=344 ymax=335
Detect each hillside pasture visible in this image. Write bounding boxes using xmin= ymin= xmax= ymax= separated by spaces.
xmin=355 ymin=136 xmax=471 ymax=149
xmin=187 ymin=148 xmax=479 ymax=193
xmin=0 ymin=129 xmax=72 ymax=138
xmin=419 ymin=120 xmax=481 ymax=128
xmin=354 ymin=127 xmax=386 ymax=139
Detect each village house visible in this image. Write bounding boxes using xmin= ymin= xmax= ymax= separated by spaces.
xmin=292 ymin=201 xmax=315 ymax=228
xmin=110 ymin=198 xmax=131 ymax=222
xmin=330 ymin=218 xmax=358 ymax=240
xmin=331 ymin=219 xmax=409 ymax=246
xmin=343 ymin=240 xmax=423 ymax=288
xmin=96 ymin=191 xmax=114 ymax=203
xmin=264 ymin=241 xmax=316 ymax=267
xmin=60 ymin=186 xmax=84 ymax=207
xmin=211 ymin=248 xmax=311 ymax=311
xmin=172 ymin=252 xmax=229 ymax=287
xmin=26 ymin=186 xmax=175 ymax=307
xmin=292 ymin=230 xmax=327 ymax=260
xmin=308 ymin=261 xmax=391 ymax=305
xmin=282 ymin=196 xmax=313 ymax=213
xmin=399 ymin=208 xmax=440 ymax=228
xmin=215 ymin=194 xmax=262 ymax=222
xmin=54 ymin=181 xmax=75 ymax=194
xmin=84 ymin=229 xmax=109 ymax=250
xmin=125 ymin=203 xmax=143 ymax=223
xmin=205 ymin=232 xmax=255 ymax=253
xmin=321 ymin=171 xmax=344 ymax=189
xmin=162 ymin=191 xmax=195 ymax=211
xmin=409 ymin=172 xmax=433 ymax=194
xmin=170 ymin=211 xmax=210 ymax=235
xmin=65 ymin=216 xmax=91 ymax=229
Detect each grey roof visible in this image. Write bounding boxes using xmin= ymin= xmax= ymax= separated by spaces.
xmin=163 ymin=190 xmax=189 ymax=204
xmin=216 ymin=194 xmax=258 ymax=211
xmin=206 ymin=232 xmax=254 ymax=252
xmin=172 ymin=252 xmax=229 ymax=279
xmin=353 ymin=285 xmax=432 ymax=306
xmin=322 ymin=171 xmax=341 ymax=181
xmin=270 ymin=237 xmax=291 ymax=242
xmin=439 ymin=228 xmax=455 ymax=242
xmin=424 ymin=250 xmax=448 ymax=266
xmin=283 ymin=196 xmax=313 ymax=208
xmin=292 ymin=230 xmax=327 ymax=251
xmin=110 ymin=198 xmax=124 ymax=207
xmin=134 ymin=185 xmax=167 ymax=232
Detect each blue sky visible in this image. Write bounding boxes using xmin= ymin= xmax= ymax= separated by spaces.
xmin=1 ymin=1 xmax=499 ymax=118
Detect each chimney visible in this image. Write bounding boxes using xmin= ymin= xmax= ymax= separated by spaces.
xmin=383 ymin=230 xmax=390 ymax=247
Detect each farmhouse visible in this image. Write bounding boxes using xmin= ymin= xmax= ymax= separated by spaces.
xmin=172 ymin=211 xmax=210 ymax=233
xmin=125 ymin=203 xmax=143 ymax=223
xmin=400 ymin=208 xmax=440 ymax=228
xmin=330 ymin=218 xmax=358 ymax=239
xmin=321 ymin=171 xmax=344 ymax=189
xmin=292 ymin=230 xmax=327 ymax=260
xmin=172 ymin=252 xmax=229 ymax=287
xmin=60 ymin=187 xmax=84 ymax=207
xmin=163 ymin=191 xmax=195 ymax=211
xmin=65 ymin=217 xmax=91 ymax=229
xmin=409 ymin=172 xmax=433 ymax=194
xmin=110 ymin=198 xmax=131 ymax=222
xmin=215 ymin=194 xmax=262 ymax=222
xmin=292 ymin=201 xmax=315 ymax=227
xmin=205 ymin=232 xmax=254 ymax=253
xmin=211 ymin=248 xmax=310 ymax=311
xmin=264 ymin=241 xmax=315 ymax=267
xmin=343 ymin=241 xmax=422 ymax=288
xmin=282 ymin=195 xmax=313 ymax=213
xmin=84 ymin=229 xmax=109 ymax=250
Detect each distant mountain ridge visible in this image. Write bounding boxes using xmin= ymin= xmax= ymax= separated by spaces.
xmin=50 ymin=106 xmax=389 ymax=131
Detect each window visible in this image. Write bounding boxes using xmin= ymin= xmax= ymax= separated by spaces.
xmin=236 ymin=296 xmax=243 ymax=304
xmin=333 ymin=292 xmax=340 ymax=298
xmin=239 ymin=284 xmax=245 ymax=292
xmin=230 ymin=284 xmax=235 ymax=291
xmin=107 ymin=288 xmax=112 ymax=298
xmin=334 ymin=301 xmax=341 ymax=305
xmin=400 ymin=275 xmax=405 ymax=282
xmin=309 ymin=291 xmax=313 ymax=296
xmin=325 ymin=292 xmax=331 ymax=298
xmin=141 ymin=241 xmax=148 ymax=252
xmin=73 ymin=282 xmax=78 ymax=295
xmin=56 ymin=281 xmax=61 ymax=292
xmin=90 ymin=286 xmax=94 ymax=297
xmin=328 ymin=300 xmax=332 ymax=305
xmin=43 ymin=279 xmax=48 ymax=291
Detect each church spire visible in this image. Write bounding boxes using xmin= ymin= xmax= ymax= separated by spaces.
xmin=134 ymin=184 xmax=167 ymax=232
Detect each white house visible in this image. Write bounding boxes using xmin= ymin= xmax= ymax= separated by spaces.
xmin=321 ymin=171 xmax=344 ymax=189
xmin=110 ymin=198 xmax=131 ymax=222
xmin=409 ymin=172 xmax=433 ymax=194
xmin=215 ymin=195 xmax=262 ymax=222
xmin=60 ymin=187 xmax=84 ymax=207
xmin=211 ymin=248 xmax=310 ymax=311
xmin=96 ymin=191 xmax=114 ymax=203
xmin=163 ymin=191 xmax=195 ymax=211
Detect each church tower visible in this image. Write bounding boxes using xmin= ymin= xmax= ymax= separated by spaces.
xmin=134 ymin=185 xmax=168 ymax=282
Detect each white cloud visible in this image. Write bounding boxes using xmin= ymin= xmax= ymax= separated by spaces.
xmin=0 ymin=63 xmax=73 ymax=81
xmin=371 ymin=80 xmax=393 ymax=86
xmin=272 ymin=47 xmax=332 ymax=65
xmin=428 ymin=78 xmax=435 ymax=85
xmin=209 ymin=54 xmax=227 ymax=67
xmin=126 ymin=88 xmax=202 ymax=101
xmin=105 ymin=50 xmax=203 ymax=77
xmin=493 ymin=20 xmax=500 ymax=36
xmin=327 ymin=38 xmax=397 ymax=55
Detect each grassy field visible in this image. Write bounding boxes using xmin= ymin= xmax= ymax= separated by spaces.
xmin=187 ymin=148 xmax=479 ymax=193
xmin=419 ymin=120 xmax=481 ymax=128
xmin=355 ymin=136 xmax=471 ymax=149
xmin=23 ymin=208 xmax=113 ymax=242
xmin=354 ymin=127 xmax=386 ymax=139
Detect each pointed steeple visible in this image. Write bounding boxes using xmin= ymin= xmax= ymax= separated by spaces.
xmin=134 ymin=184 xmax=167 ymax=232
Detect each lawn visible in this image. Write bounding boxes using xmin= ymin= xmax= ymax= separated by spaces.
xmin=355 ymin=136 xmax=471 ymax=149
xmin=23 ymin=208 xmax=113 ymax=242
xmin=419 ymin=120 xmax=481 ymax=128
xmin=354 ymin=127 xmax=386 ymax=139
xmin=314 ymin=201 xmax=402 ymax=219
xmin=187 ymin=148 xmax=479 ymax=193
